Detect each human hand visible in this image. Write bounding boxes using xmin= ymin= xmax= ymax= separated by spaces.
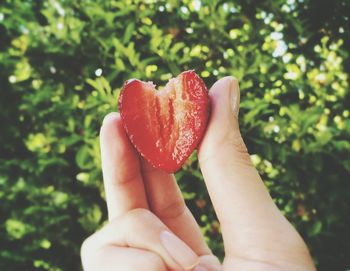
xmin=80 ymin=105 xmax=218 ymax=270
xmin=81 ymin=77 xmax=316 ymax=271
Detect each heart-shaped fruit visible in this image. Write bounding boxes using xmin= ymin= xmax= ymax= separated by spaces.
xmin=119 ymin=70 xmax=210 ymax=173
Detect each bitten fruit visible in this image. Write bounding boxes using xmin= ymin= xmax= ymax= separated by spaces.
xmin=119 ymin=70 xmax=210 ymax=173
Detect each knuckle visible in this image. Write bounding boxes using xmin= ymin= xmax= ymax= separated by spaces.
xmin=200 ymin=127 xmax=252 ymax=167
xmin=229 ymin=135 xmax=251 ymax=163
xmin=128 ymin=208 xmax=153 ymax=220
xmin=233 ymin=135 xmax=248 ymax=154
xmin=81 ymin=237 xmax=90 ymax=255
xmin=124 ymin=208 xmax=157 ymax=230
xmin=80 ymin=236 xmax=93 ymax=263
xmin=80 ymin=230 xmax=105 ymax=265
xmin=143 ymin=252 xmax=167 ymax=270
xmin=154 ymin=199 xmax=186 ymax=220
xmin=120 ymin=209 xmax=162 ymax=248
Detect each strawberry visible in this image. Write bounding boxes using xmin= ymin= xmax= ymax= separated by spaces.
xmin=119 ymin=70 xmax=210 ymax=173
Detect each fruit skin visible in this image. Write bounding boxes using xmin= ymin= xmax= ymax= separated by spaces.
xmin=119 ymin=70 xmax=210 ymax=173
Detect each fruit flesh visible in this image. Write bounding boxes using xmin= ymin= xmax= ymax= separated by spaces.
xmin=119 ymin=71 xmax=210 ymax=173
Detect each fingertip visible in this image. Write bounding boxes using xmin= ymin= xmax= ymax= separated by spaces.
xmin=100 ymin=112 xmax=130 ymax=150
xmin=101 ymin=112 xmax=121 ymax=135
xmin=102 ymin=111 xmax=120 ymax=124
xmin=209 ymin=76 xmax=238 ymax=96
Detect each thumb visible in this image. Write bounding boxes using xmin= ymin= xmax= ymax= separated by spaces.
xmin=199 ymin=76 xmax=248 ymax=165
xmin=198 ymin=77 xmax=308 ymax=259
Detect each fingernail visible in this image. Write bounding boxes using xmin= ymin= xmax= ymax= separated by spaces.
xmin=193 ymin=266 xmax=209 ymax=271
xmin=160 ymin=230 xmax=199 ymax=270
xmin=229 ymin=76 xmax=240 ymax=117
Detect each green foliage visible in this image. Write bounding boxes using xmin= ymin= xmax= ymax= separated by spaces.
xmin=0 ymin=0 xmax=349 ymax=270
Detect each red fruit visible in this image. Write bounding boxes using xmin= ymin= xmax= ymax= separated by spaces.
xmin=119 ymin=70 xmax=210 ymax=173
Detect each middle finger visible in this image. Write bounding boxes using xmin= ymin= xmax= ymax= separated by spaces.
xmin=141 ymin=159 xmax=211 ymax=256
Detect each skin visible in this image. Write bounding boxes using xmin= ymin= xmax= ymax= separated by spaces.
xmin=81 ymin=77 xmax=316 ymax=271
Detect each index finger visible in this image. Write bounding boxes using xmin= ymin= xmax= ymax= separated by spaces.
xmin=100 ymin=112 xmax=148 ymax=220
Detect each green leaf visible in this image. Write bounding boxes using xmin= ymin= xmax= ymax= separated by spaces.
xmin=76 ymin=145 xmax=94 ymax=169
xmin=123 ymin=22 xmax=135 ymax=44
xmin=309 ymin=221 xmax=322 ymax=237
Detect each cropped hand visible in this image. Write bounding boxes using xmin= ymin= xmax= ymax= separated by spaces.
xmin=81 ymin=77 xmax=316 ymax=271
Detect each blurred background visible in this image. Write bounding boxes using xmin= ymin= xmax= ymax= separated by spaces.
xmin=0 ymin=0 xmax=349 ymax=270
